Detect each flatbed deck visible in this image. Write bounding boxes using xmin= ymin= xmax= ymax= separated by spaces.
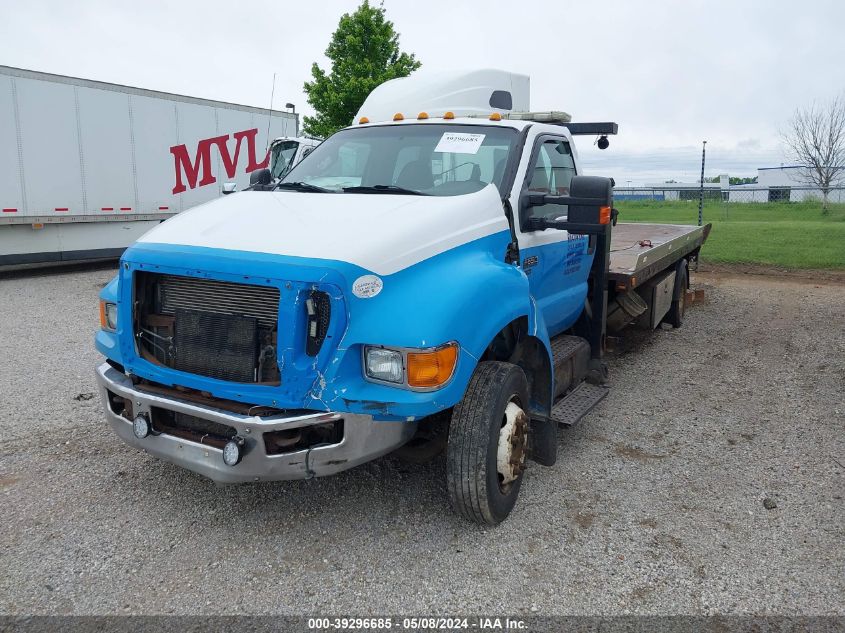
xmin=608 ymin=222 xmax=711 ymax=290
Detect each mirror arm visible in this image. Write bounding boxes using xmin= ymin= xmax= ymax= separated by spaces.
xmin=525 ymin=217 xmax=609 ymax=235
xmin=528 ymin=194 xmax=608 ymax=207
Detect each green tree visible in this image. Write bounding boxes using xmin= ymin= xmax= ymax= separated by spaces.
xmin=303 ymin=1 xmax=421 ymax=138
xmin=729 ymin=176 xmax=757 ymax=185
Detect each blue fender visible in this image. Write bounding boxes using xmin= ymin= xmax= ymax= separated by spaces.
xmin=95 ymin=275 xmax=123 ymax=365
xmin=322 ymin=231 xmax=556 ymax=418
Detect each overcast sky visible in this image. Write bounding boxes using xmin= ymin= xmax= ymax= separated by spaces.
xmin=3 ymin=0 xmax=843 ymax=183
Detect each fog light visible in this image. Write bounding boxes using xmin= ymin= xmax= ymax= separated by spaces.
xmin=223 ymin=437 xmax=244 ymax=466
xmin=133 ymin=414 xmax=150 ymax=439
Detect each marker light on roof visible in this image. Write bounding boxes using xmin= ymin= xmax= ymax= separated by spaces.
xmin=489 ymin=112 xmax=502 ymax=121
xmin=417 ymin=112 xmax=429 ymax=120
xmin=358 ymin=116 xmax=369 ymax=124
xmin=393 ymin=113 xmax=404 ymax=121
xmin=443 ymin=111 xmax=455 ymax=119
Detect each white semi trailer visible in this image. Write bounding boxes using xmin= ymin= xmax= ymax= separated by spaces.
xmin=0 ymin=65 xmax=297 ymax=267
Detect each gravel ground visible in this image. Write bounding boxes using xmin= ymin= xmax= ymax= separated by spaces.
xmin=0 ymin=266 xmax=843 ymax=616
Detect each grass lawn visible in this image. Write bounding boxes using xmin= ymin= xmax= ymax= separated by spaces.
xmin=616 ymin=200 xmax=845 ymax=269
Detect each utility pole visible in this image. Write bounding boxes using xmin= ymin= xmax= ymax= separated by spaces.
xmin=698 ymin=140 xmax=707 ymax=227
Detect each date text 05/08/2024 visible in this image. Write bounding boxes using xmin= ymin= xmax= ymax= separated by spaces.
xmin=307 ymin=617 xmax=528 ymax=631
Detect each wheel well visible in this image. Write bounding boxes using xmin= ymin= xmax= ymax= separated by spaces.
xmin=480 ymin=317 xmax=552 ymax=415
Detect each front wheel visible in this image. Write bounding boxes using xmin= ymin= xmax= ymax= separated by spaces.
xmin=446 ymin=361 xmax=530 ymax=526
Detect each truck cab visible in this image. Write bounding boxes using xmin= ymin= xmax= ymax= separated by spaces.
xmin=268 ymin=136 xmax=322 ymax=180
xmin=95 ymin=70 xmax=706 ymax=525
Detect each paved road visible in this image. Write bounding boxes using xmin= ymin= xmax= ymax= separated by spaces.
xmin=1 ymin=267 xmax=842 ymax=615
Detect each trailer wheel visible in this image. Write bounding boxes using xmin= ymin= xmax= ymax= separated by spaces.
xmin=447 ymin=361 xmax=530 ymax=526
xmin=665 ymin=259 xmax=688 ymax=328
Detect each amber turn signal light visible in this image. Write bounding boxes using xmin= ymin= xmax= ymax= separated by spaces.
xmin=406 ymin=344 xmax=458 ymax=389
xmin=599 ymin=206 xmax=611 ymax=224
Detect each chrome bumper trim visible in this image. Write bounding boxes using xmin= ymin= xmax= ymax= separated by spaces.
xmin=95 ymin=363 xmax=416 ymax=483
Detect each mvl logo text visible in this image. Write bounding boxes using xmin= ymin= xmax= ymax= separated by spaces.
xmin=170 ymin=128 xmax=269 ymax=194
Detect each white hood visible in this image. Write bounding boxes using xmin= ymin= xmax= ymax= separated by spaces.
xmin=137 ymin=185 xmax=508 ymax=276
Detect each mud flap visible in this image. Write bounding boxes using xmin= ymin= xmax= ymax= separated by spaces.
xmin=528 ymin=415 xmax=557 ymax=466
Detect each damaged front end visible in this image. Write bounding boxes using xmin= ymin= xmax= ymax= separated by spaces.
xmin=93 ymin=244 xmax=426 ymax=482
xmin=95 ymin=363 xmax=416 ymax=483
xmin=117 ymin=246 xmax=350 ymax=412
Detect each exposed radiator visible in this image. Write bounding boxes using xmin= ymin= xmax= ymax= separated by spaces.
xmin=135 ymin=273 xmax=281 ymax=384
xmin=157 ymin=275 xmax=280 ymax=330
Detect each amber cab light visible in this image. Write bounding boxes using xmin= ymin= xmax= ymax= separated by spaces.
xmin=407 ymin=344 xmax=458 ymax=389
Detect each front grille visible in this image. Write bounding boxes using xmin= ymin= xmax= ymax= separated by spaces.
xmin=135 ymin=273 xmax=281 ymax=384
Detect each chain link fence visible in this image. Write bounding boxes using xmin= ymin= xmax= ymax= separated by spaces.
xmin=612 ymin=186 xmax=845 ymax=205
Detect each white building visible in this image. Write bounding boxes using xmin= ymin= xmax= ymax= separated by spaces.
xmin=749 ymin=165 xmax=844 ymax=202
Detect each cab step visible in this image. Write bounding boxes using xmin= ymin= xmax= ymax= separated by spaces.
xmin=550 ymin=382 xmax=609 ymax=427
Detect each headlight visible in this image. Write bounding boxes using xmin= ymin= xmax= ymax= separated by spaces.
xmin=364 ymin=347 xmax=404 ymax=383
xmin=364 ymin=343 xmax=458 ymax=390
xmin=99 ymin=300 xmax=117 ymax=331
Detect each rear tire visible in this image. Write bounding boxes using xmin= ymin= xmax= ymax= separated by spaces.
xmin=665 ymin=259 xmax=688 ymax=328
xmin=447 ymin=361 xmax=530 ymax=526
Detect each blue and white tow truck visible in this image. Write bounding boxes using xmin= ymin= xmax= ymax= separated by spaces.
xmin=95 ymin=70 xmax=710 ymax=525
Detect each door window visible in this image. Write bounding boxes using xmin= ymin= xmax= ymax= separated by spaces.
xmin=526 ymin=139 xmax=576 ymax=222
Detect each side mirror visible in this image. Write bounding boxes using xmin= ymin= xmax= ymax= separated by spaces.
xmin=524 ymin=175 xmax=615 ymax=232
xmin=567 ymin=176 xmax=613 ymax=224
xmin=221 ymin=182 xmax=237 ymax=195
xmin=249 ymin=168 xmax=271 ymax=186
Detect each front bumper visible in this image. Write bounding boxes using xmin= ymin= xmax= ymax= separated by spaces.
xmin=95 ymin=363 xmax=417 ymax=484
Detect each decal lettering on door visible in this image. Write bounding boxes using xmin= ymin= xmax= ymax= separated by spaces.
xmin=564 ymin=234 xmax=588 ymax=274
xmin=170 ymin=128 xmax=270 ymax=194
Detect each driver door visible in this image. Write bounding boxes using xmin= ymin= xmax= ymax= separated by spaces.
xmin=517 ymin=135 xmax=592 ymax=336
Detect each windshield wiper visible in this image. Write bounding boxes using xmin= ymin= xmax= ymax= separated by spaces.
xmin=342 ymin=185 xmax=429 ymax=196
xmin=275 ymin=181 xmax=334 ymax=193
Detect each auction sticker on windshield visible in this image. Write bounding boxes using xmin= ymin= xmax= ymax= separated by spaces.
xmin=434 ymin=132 xmax=486 ymax=154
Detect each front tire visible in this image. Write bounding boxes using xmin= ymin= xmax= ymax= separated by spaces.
xmin=447 ymin=361 xmax=530 ymax=526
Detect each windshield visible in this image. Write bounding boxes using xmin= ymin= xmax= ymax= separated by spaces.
xmin=270 ymin=141 xmax=300 ymax=179
xmin=281 ymin=124 xmax=518 ymax=196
